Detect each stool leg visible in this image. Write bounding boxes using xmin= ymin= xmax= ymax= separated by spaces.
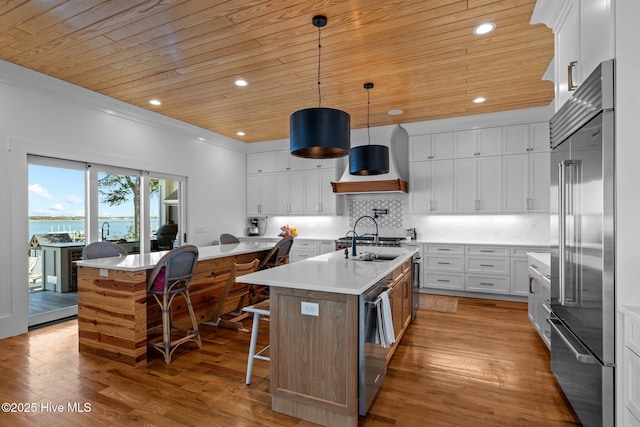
xmin=245 ymin=311 xmax=260 ymax=385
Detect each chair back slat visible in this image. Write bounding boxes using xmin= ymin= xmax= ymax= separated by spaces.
xmin=82 ymin=241 xmax=128 ymax=260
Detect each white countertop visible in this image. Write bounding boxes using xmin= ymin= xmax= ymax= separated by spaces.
xmin=74 ymin=241 xmax=275 ymax=271
xmin=236 ymin=246 xmax=418 ymax=295
xmin=527 ymin=252 xmax=550 ymax=269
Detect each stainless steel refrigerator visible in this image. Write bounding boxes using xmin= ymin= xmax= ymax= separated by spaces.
xmin=549 ymin=59 xmax=615 ymax=427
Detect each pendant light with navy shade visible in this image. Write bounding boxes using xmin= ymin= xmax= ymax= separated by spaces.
xmin=349 ymin=83 xmax=389 ymax=175
xmin=289 ymin=15 xmax=350 ymax=159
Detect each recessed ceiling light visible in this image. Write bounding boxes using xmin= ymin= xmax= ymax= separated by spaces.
xmin=234 ymin=79 xmax=248 ymax=87
xmin=237 ymin=131 xmax=246 ymax=136
xmin=197 ymin=137 xmax=205 ymax=141
xmin=149 ymin=99 xmax=162 ymax=106
xmin=473 ymin=97 xmax=486 ymax=104
xmin=473 ymin=22 xmax=496 ymax=35
xmin=388 ymin=109 xmax=404 ymax=116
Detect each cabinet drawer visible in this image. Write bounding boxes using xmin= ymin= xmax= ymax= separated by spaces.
xmin=465 ymin=246 xmax=509 ymax=256
xmin=424 ymin=272 xmax=464 ymax=290
xmin=465 ymin=256 xmax=509 ymax=274
xmin=425 ymin=245 xmax=464 ymax=255
xmin=465 ymin=274 xmax=510 ymax=294
xmin=293 ymin=241 xmax=318 ymax=250
xmin=425 ymin=255 xmax=463 ymax=271
xmin=290 ymin=247 xmax=317 ymax=262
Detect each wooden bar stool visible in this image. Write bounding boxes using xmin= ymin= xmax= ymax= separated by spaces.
xmin=146 ymin=245 xmax=201 ymax=364
xmin=242 ymin=299 xmax=270 ymax=385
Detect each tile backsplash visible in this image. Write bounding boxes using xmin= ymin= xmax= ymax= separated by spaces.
xmin=348 ymin=198 xmax=404 ymax=229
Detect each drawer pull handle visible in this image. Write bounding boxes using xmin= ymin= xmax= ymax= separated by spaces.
xmin=437 ymin=249 xmax=450 ymax=251
xmin=480 ymin=264 xmax=494 ymax=267
xmin=437 ymin=262 xmax=450 ymax=265
xmin=480 ymin=250 xmax=494 ymax=253
xmin=437 ymin=279 xmax=450 ymax=282
xmin=480 ymin=282 xmax=494 ymax=286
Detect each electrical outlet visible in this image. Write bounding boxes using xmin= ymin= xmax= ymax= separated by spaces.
xmin=301 ymin=301 xmax=319 ymax=316
xmin=195 ymin=226 xmax=207 ymax=233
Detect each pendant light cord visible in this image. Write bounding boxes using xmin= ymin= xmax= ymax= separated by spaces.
xmin=317 ymin=24 xmax=322 ymax=108
xmin=366 ymin=85 xmax=371 ymax=146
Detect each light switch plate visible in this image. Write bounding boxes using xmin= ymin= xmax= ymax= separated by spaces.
xmin=99 ymin=268 xmax=108 ymax=277
xmin=301 ymin=301 xmax=319 ymax=316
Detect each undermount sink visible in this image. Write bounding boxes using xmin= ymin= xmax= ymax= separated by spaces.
xmin=350 ymin=253 xmax=400 ymax=262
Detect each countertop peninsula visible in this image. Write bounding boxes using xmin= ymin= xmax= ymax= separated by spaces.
xmin=236 ymin=245 xmax=418 ymax=295
xmin=75 ymin=241 xmax=275 ymax=271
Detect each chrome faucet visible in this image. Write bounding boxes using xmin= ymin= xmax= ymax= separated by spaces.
xmin=350 ymin=215 xmax=379 ymax=257
xmin=101 ymin=221 xmax=110 ymax=241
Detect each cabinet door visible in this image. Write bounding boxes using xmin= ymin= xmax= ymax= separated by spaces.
xmin=274 ymin=150 xmax=291 ymax=171
xmin=319 ymin=168 xmax=337 ymax=214
xmin=247 ymin=153 xmax=262 ymax=174
xmin=274 ymin=172 xmax=290 ymax=214
xmin=410 ymin=161 xmax=430 ymax=212
xmin=529 ymin=152 xmax=550 ymax=213
xmin=260 ymin=151 xmax=277 ymax=173
xmin=304 ymin=169 xmax=321 ymax=213
xmin=453 ymin=130 xmax=478 ymax=158
xmin=503 ymin=124 xmax=530 ymax=155
xmin=529 ymin=122 xmax=550 ymax=153
xmin=431 ymin=132 xmax=454 ymax=159
xmin=259 ymin=174 xmax=275 ymax=214
xmin=454 ymin=158 xmax=477 ymax=213
xmin=556 ymin=0 xmax=581 ymax=109
xmin=410 ymin=135 xmax=431 ymax=161
xmin=247 ymin=174 xmax=261 ymax=214
xmin=477 ymin=156 xmax=502 ymax=212
xmin=511 ymin=258 xmax=530 ymax=296
xmin=580 ymin=0 xmax=612 ymax=84
xmin=503 ymin=154 xmax=529 ymax=213
xmin=430 ymin=159 xmax=454 ymax=213
xmin=478 ymin=127 xmax=503 ymax=156
xmin=289 ymin=170 xmax=305 ymax=214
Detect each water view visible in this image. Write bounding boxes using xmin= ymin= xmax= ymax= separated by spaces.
xmin=29 ymin=218 xmax=160 ymax=241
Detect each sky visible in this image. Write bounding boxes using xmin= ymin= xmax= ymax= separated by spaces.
xmin=28 ymin=164 xmax=158 ymax=217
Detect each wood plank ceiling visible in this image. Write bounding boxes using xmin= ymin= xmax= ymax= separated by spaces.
xmin=0 ymin=0 xmax=553 ymax=143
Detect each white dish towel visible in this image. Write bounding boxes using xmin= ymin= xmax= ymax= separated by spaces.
xmin=376 ymin=291 xmax=396 ymax=348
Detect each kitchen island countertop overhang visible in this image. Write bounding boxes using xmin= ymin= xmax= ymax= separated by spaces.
xmin=235 ymin=246 xmax=419 ymax=294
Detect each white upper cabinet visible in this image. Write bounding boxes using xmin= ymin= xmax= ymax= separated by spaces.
xmin=247 ymin=151 xmax=278 ymax=173
xmin=410 ymin=160 xmax=454 ymax=214
xmin=454 ymin=156 xmax=502 ymax=213
xmin=503 ymin=123 xmax=550 ymax=155
xmin=529 ymin=122 xmax=551 ymax=152
xmin=410 ymin=133 xmax=454 ymax=161
xmin=535 ymin=0 xmax=613 ymax=110
xmin=454 ymin=129 xmax=502 ymax=158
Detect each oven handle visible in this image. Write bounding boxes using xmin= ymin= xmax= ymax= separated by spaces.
xmin=548 ymin=317 xmax=598 ymax=364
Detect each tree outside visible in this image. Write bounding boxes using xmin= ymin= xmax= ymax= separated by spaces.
xmin=98 ymin=174 xmax=159 ymax=239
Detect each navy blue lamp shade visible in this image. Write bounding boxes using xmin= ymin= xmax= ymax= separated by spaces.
xmin=349 ymin=144 xmax=389 ymax=175
xmin=290 ymin=107 xmax=351 ymax=159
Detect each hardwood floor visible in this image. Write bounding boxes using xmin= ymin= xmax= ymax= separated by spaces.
xmin=0 ymin=297 xmax=580 ymax=426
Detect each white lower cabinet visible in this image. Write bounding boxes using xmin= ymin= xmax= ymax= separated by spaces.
xmin=423 ymin=245 xmax=465 ymax=291
xmin=423 ymin=244 xmax=548 ymax=299
xmin=622 ymin=306 xmax=640 ymax=426
xmin=290 ymin=240 xmax=318 ymax=262
xmin=528 ymin=254 xmax=551 ymax=349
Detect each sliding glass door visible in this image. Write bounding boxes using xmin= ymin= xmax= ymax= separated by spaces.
xmin=27 ymin=156 xmax=185 ymax=327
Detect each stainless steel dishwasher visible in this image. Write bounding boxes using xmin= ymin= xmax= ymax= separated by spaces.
xmin=358 ymin=277 xmax=389 ymax=416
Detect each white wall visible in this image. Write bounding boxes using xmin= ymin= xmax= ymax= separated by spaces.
xmin=0 ymin=60 xmax=248 ymax=338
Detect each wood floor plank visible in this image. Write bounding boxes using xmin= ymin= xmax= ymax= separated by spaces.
xmin=0 ymin=297 xmax=579 ymax=426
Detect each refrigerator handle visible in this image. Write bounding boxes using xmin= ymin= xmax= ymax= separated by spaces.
xmin=559 ymin=159 xmax=583 ymax=306
xmin=558 ymin=162 xmax=566 ymax=305
xmin=548 ymin=317 xmax=598 ymax=365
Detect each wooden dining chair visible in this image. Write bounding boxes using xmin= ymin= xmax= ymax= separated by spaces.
xmin=202 ymin=258 xmax=260 ymax=331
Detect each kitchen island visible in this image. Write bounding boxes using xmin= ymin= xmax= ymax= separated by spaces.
xmin=75 ymin=242 xmax=273 ymax=367
xmin=236 ymin=246 xmax=418 ymax=427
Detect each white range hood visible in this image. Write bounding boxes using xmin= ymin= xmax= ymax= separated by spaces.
xmin=331 ymin=124 xmax=409 ymax=194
